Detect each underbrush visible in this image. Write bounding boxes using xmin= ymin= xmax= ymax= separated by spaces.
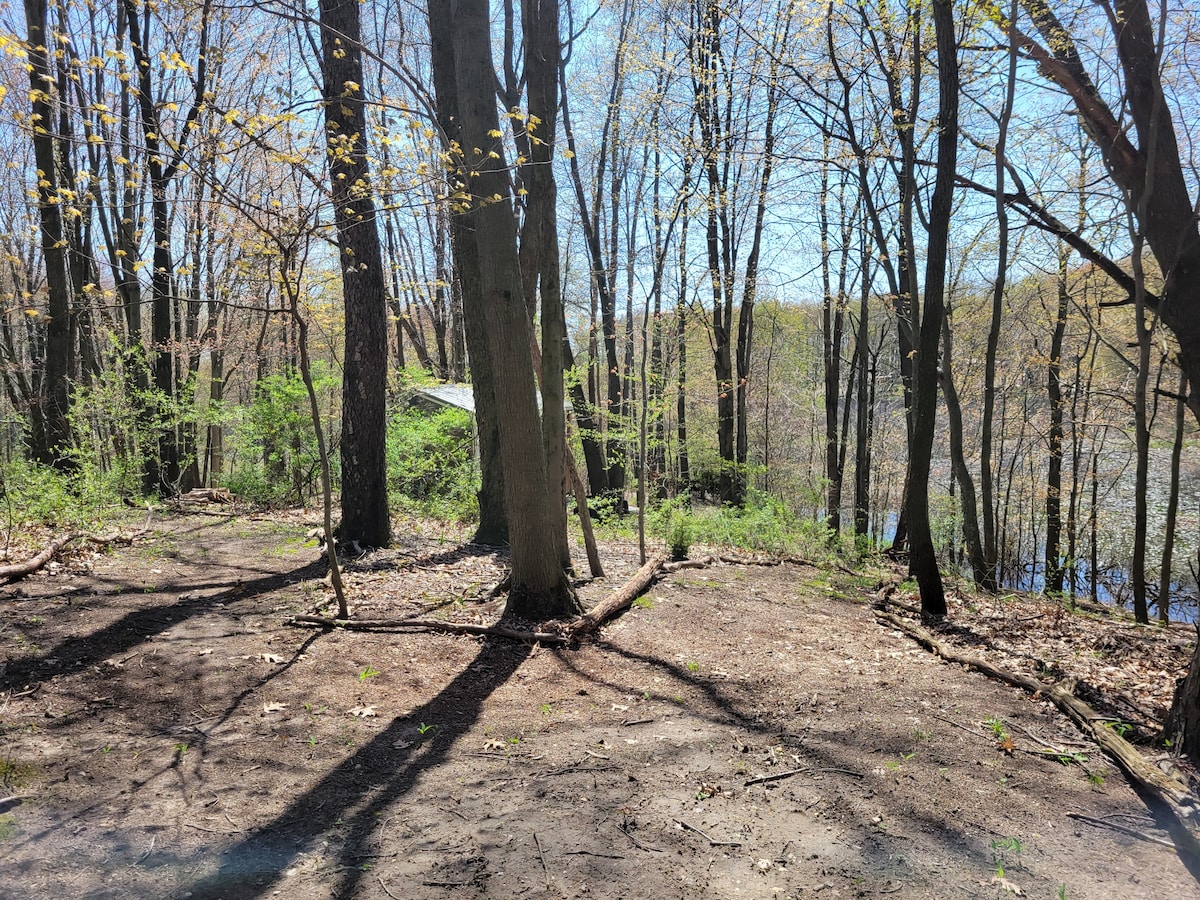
xmin=0 ymin=458 xmax=134 ymax=532
xmin=387 ymin=407 xmax=477 ymax=522
xmin=635 ymin=490 xmax=848 ymax=562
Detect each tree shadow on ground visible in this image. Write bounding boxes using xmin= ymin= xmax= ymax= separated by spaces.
xmin=180 ymin=637 xmax=531 ymax=900
xmin=0 ymin=555 xmax=328 ymax=691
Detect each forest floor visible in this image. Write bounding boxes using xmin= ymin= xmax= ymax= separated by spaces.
xmin=1 ymin=509 xmax=1199 ymax=899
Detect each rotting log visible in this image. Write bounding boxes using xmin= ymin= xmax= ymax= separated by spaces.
xmin=0 ymin=533 xmax=75 ymax=583
xmin=875 ymin=608 xmax=1200 ymax=877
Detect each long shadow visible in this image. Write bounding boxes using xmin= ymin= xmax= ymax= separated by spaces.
xmin=0 ymin=556 xmax=328 ymax=691
xmin=180 ymin=637 xmax=531 ymax=899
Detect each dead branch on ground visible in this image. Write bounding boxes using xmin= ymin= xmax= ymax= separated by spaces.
xmin=568 ymin=552 xmax=669 ymax=638
xmin=876 ymin=608 xmax=1200 ymax=873
xmin=0 ymin=533 xmax=76 ymax=583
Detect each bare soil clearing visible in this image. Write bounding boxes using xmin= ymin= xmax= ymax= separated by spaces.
xmin=1 ymin=512 xmax=1197 ymax=899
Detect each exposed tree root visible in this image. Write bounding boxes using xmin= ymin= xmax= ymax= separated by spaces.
xmin=289 ymin=552 xmax=672 ymax=644
xmin=0 ymin=533 xmax=76 ymax=583
xmin=290 ymin=614 xmax=567 ymax=644
xmin=875 ymin=607 xmax=1200 ymax=878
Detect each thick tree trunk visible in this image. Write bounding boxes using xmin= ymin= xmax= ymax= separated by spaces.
xmin=427 ymin=1 xmax=507 ymax=547
xmin=319 ymin=0 xmax=391 ymax=547
xmin=437 ymin=0 xmax=579 ymax=617
xmin=520 ymin=0 xmax=570 ymax=570
xmin=23 ymin=0 xmax=72 ymax=468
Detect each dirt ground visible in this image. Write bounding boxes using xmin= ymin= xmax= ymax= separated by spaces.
xmin=1 ymin=511 xmax=1198 ymax=899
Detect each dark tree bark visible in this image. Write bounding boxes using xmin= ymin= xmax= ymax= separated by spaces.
xmin=940 ymin=311 xmax=989 ymax=589
xmin=904 ymin=0 xmax=957 ymax=618
xmin=433 ymin=0 xmax=579 ymax=617
xmin=23 ymin=0 xmax=72 ymax=468
xmin=427 ymin=0 xmax=508 ymax=546
xmin=520 ymin=0 xmax=571 ymax=570
xmin=1159 ymin=369 xmax=1187 ymax=623
xmin=1044 ymin=245 xmax=1070 ymax=594
xmin=853 ymin=233 xmax=874 ymax=541
xmin=318 ymin=0 xmax=391 ymax=547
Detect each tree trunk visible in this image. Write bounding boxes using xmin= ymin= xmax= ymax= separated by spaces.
xmin=319 ymin=0 xmax=391 ymax=548
xmin=436 ymin=0 xmax=579 ymax=617
xmin=23 ymin=0 xmax=72 ymax=469
xmin=1159 ymin=369 xmax=1186 ymax=623
xmin=427 ymin=0 xmax=508 ymax=546
xmin=521 ymin=0 xmax=571 ymax=571
xmin=940 ymin=312 xmax=990 ymax=590
xmin=905 ymin=0 xmax=957 ymax=618
xmin=1044 ymin=243 xmax=1070 ymax=593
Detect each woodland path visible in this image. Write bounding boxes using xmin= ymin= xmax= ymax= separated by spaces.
xmin=0 ymin=512 xmax=1195 ymax=898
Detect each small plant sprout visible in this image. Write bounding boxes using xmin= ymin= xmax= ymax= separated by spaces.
xmin=173 ymin=742 xmax=188 ymax=755
xmin=990 ymin=837 xmax=1025 ymax=877
xmin=686 ymin=661 xmax=700 ymax=673
xmin=358 ymin=665 xmax=380 ymax=681
xmin=539 ymin=703 xmax=552 ymax=716
xmin=416 ymin=722 xmax=437 ymax=735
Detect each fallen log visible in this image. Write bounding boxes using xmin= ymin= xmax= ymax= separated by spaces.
xmin=663 ymin=555 xmax=715 ymax=573
xmin=875 ymin=608 xmax=1200 ymax=876
xmin=0 ymin=533 xmax=75 ymax=583
xmin=570 ymin=552 xmax=669 ymax=638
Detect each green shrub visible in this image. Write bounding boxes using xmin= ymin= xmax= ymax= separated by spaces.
xmin=229 ymin=364 xmax=337 ymax=506
xmin=0 ymin=458 xmax=128 ymax=530
xmin=387 ymin=407 xmax=477 ymax=521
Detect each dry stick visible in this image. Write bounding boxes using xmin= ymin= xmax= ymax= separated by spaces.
xmin=677 ymin=819 xmax=742 ymax=847
xmin=533 ymin=831 xmax=551 ymax=888
xmin=377 ymin=876 xmax=403 ymax=900
xmin=876 ymin=609 xmax=1200 ymax=869
xmin=0 ymin=533 xmax=75 ymax=583
xmin=1067 ymin=812 xmax=1175 ymax=848
xmin=617 ymin=824 xmax=662 ymax=853
xmin=744 ymin=766 xmax=863 ymax=787
xmin=745 ymin=767 xmax=812 ymax=786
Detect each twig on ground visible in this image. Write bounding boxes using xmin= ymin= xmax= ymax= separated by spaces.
xmin=533 ymin=831 xmax=551 ymax=887
xmin=617 ymin=824 xmax=663 ymax=852
xmin=1067 ymin=812 xmax=1175 ymax=847
xmin=378 ymin=876 xmax=403 ymax=899
xmin=745 ymin=767 xmax=810 ymax=786
xmin=677 ymin=819 xmax=742 ymax=847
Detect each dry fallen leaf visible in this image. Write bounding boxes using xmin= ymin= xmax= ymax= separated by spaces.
xmin=263 ymin=701 xmax=286 ymax=714
xmin=990 ymin=875 xmax=1025 ymax=895
xmin=349 ymin=705 xmax=377 ymax=718
xmin=197 ymin=648 xmax=213 ymax=657
xmin=258 ymin=653 xmax=283 ymax=665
